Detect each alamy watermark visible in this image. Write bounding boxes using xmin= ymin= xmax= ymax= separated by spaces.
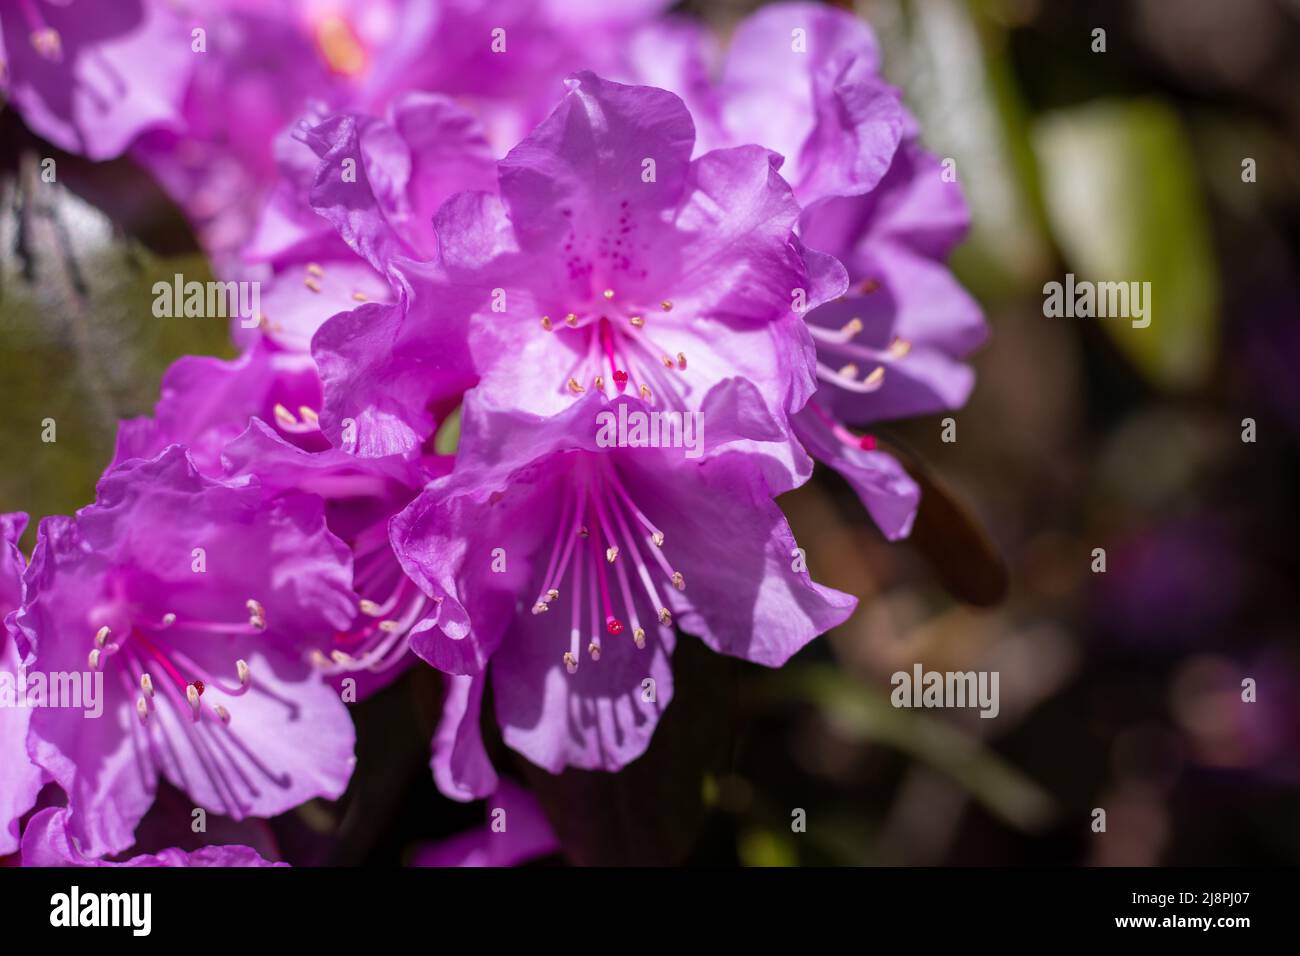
xmin=890 ymin=664 xmax=1000 ymax=719
xmin=50 ymin=886 xmax=151 ymax=936
xmin=0 ymin=665 xmax=104 ymax=718
xmin=1043 ymin=273 xmax=1151 ymax=328
xmin=595 ymin=406 xmax=703 ymax=459
xmin=152 ymin=273 xmax=261 ymax=328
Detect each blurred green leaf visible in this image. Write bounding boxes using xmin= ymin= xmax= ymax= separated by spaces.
xmin=1033 ymin=99 xmax=1220 ymax=389
xmin=0 ymin=149 xmax=231 ymax=547
xmin=874 ymin=0 xmax=1054 ymax=299
xmin=738 ymin=829 xmax=797 ymax=868
xmin=765 ymin=665 xmax=1054 ymax=832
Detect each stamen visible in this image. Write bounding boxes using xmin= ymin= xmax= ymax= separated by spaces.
xmin=236 ymin=660 xmax=250 ymax=688
xmin=565 ymin=313 xmax=578 ymax=327
xmin=888 ymin=337 xmax=912 ymax=358
xmin=140 ymin=673 xmax=155 ymax=698
xmin=633 ymin=626 xmax=646 ymax=649
xmin=809 ymin=319 xmax=864 ymax=346
xmin=246 ymin=599 xmax=267 ymax=630
xmin=629 ymin=316 xmax=644 ymax=328
xmin=563 ymin=652 xmax=578 ymax=674
xmin=541 ymin=315 xmax=553 ymax=331
xmin=671 ymin=571 xmax=685 ymax=591
xmin=606 ymin=546 xmax=618 ymax=563
xmin=661 ymin=300 xmax=673 ymax=311
xmin=603 ymin=289 xmax=615 ymax=300
xmin=304 ymin=277 xmax=322 ymax=293
xmin=273 ymin=404 xmax=298 ymax=428
xmin=30 ymin=28 xmax=62 ymax=61
xmin=359 ymin=599 xmax=383 ymax=616
xmin=136 ymin=698 xmax=149 ymax=723
xmin=816 ymin=362 xmax=886 ymax=393
xmin=567 ymin=377 xmax=585 ymax=394
xmin=214 ymin=705 xmax=232 ymax=726
xmin=95 ymin=625 xmax=112 ymax=648
xmin=658 ymin=607 xmax=672 ymax=626
xmin=352 ymin=291 xmax=368 ymax=302
xmin=306 ymin=263 xmax=325 ymax=277
xmin=186 ymin=683 xmax=202 ymax=721
xmin=88 ymin=648 xmax=101 ymax=670
xmin=676 ymin=352 xmax=687 ymax=370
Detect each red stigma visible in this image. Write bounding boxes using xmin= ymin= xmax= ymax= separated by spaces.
xmin=605 ymin=617 xmax=624 ymax=636
xmin=858 ymin=435 xmax=877 ymax=451
xmin=612 ymin=369 xmax=629 ymax=392
xmin=191 ymin=680 xmax=206 ymax=696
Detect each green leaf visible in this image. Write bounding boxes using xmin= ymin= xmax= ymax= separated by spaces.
xmin=1033 ymin=100 xmax=1220 ymax=389
xmin=763 ymin=665 xmax=1055 ymax=832
xmin=0 ymin=145 xmax=230 ymax=548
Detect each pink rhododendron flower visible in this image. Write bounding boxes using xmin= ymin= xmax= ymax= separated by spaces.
xmin=393 ymin=384 xmax=854 ymax=780
xmin=309 ymin=72 xmax=836 ymax=461
xmin=17 ymin=447 xmax=358 ymax=857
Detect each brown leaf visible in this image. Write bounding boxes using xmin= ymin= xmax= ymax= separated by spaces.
xmin=882 ymin=441 xmax=1010 ymax=607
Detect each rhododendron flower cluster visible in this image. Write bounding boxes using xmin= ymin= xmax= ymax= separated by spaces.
xmin=0 ymin=1 xmax=982 ymax=867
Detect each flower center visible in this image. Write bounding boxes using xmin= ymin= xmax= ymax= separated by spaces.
xmin=530 ymin=454 xmax=685 ymax=673
xmin=541 ymin=290 xmax=688 ymax=407
xmin=86 ymin=599 xmax=264 ymax=728
xmin=309 ymin=527 xmax=435 ymax=676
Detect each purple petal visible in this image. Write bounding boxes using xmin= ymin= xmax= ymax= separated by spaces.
xmin=21 ymin=808 xmax=284 ymax=867
xmin=498 ymin=71 xmax=695 ymax=256
xmin=430 ymin=674 xmax=499 ymax=802
xmin=619 ymin=451 xmax=858 ymax=667
xmin=719 ymin=4 xmax=902 ymax=207
xmin=411 ymin=778 xmax=558 ymax=867
xmin=794 ymin=407 xmax=921 ymax=540
xmin=0 ymin=0 xmax=191 ymax=160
